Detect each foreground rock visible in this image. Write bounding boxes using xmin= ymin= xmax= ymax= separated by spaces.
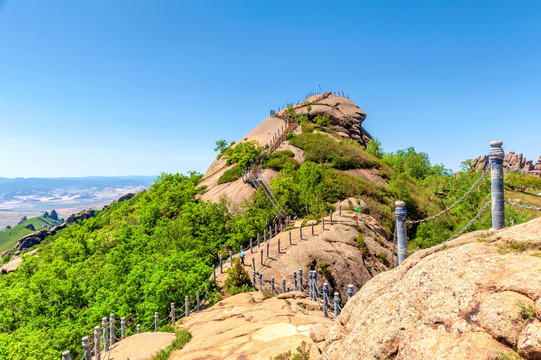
xmin=100 ymin=332 xmax=176 ymax=360
xmin=320 ymin=217 xmax=541 ymax=360
xmin=170 ymin=291 xmax=330 ymax=360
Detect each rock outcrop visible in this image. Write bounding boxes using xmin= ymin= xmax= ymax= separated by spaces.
xmin=1 ymin=250 xmax=10 ymax=258
xmin=320 ymin=217 xmax=541 ymax=360
xmin=217 ymin=208 xmax=396 ymax=303
xmin=5 ymin=225 xmax=11 ymax=231
xmin=99 ymin=332 xmax=176 ymax=360
xmin=65 ymin=209 xmax=95 ymax=224
xmin=43 ymin=211 xmax=49 ymax=218
xmin=170 ymin=291 xmax=330 ymax=360
xmin=199 ymin=93 xmax=373 ymax=206
xmin=472 ymin=151 xmax=541 ymax=178
xmin=49 ymin=209 xmax=58 ymax=220
xmin=24 ymin=223 xmax=35 ymax=231
xmin=17 ymin=216 xmax=26 ymax=225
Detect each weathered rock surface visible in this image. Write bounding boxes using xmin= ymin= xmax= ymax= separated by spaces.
xmin=100 ymin=332 xmax=176 ymax=360
xmin=1 ymin=250 xmax=10 ymax=258
xmin=43 ymin=211 xmax=49 ymax=218
xmin=49 ymin=209 xmax=58 ymax=220
xmin=320 ymin=217 xmax=541 ymax=360
xmin=218 ymin=210 xmax=396 ymax=302
xmin=472 ymin=151 xmax=541 ymax=177
xmin=5 ymin=225 xmax=11 ymax=230
xmin=1 ymin=249 xmax=37 ymax=274
xmin=170 ymin=291 xmax=330 ymax=360
xmin=294 ymin=93 xmax=371 ymax=146
xmin=17 ymin=216 xmax=26 ymax=225
xmin=24 ymin=223 xmax=35 ymax=231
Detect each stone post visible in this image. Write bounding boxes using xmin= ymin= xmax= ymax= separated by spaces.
xmin=94 ymin=326 xmax=101 ymax=360
xmin=299 ymin=226 xmax=302 ymax=240
xmin=102 ymin=317 xmax=109 ymax=352
xmin=264 ymin=230 xmax=267 ymax=242
xmin=137 ymin=324 xmax=141 ymax=334
xmin=323 ymin=283 xmax=329 ymax=318
xmin=109 ymin=313 xmax=115 ymax=346
xmin=120 ymin=318 xmax=126 ymax=340
xmin=395 ymin=201 xmax=408 ymax=265
xmin=489 ymin=140 xmax=505 ymax=229
xmin=347 ymin=284 xmax=354 ymax=301
xmin=311 ymin=222 xmax=314 ymax=235
xmin=271 ymin=277 xmax=275 ymax=293
xmin=269 ymin=226 xmax=272 ymax=238
xmin=277 ymin=238 xmax=280 ymax=253
xmin=274 ymin=223 xmax=278 ymax=236
xmin=229 ymin=250 xmax=233 ymax=267
xmin=266 ymin=242 xmax=269 ymax=258
xmin=257 ymin=234 xmax=260 ymax=247
xmin=260 ymin=249 xmax=263 ymax=265
xmin=185 ymin=296 xmax=190 ymax=317
xmin=258 ymin=273 xmax=263 ymax=292
xmin=339 ymin=204 xmax=342 ymax=216
xmin=299 ymin=268 xmax=303 ymax=291
xmin=219 ymin=258 xmax=223 ymax=273
xmin=196 ymin=291 xmax=200 ymax=311
xmin=334 ymin=292 xmax=340 ymax=318
xmin=154 ymin=312 xmax=159 ymax=332
xmin=62 ymin=350 xmax=71 ymax=360
xmin=329 ymin=210 xmax=333 ymax=224
xmin=282 ymin=278 xmax=286 ymax=293
xmin=293 ymin=271 xmax=297 ymax=290
xmin=322 ymin=217 xmax=325 ymax=230
xmin=252 ymin=256 xmax=255 ymax=269
xmin=252 ymin=271 xmax=256 ymax=289
xmin=289 ymin=230 xmax=292 ymax=245
xmin=212 ymin=265 xmax=216 ymax=280
xmin=82 ymin=336 xmax=92 ymax=360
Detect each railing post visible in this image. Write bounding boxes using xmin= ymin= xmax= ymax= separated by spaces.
xmin=293 ymin=271 xmax=297 ymax=291
xmin=311 ymin=222 xmax=314 ymax=235
xmin=212 ymin=265 xmax=216 ymax=280
xmin=339 ymin=204 xmax=342 ymax=216
xmin=250 ymin=239 xmax=253 ymax=253
xmin=229 ymin=250 xmax=233 ymax=267
xmin=288 ymin=230 xmax=292 ymax=245
xmin=154 ymin=312 xmax=158 ymax=332
xmin=299 ymin=226 xmax=302 ymax=240
xmin=322 ymin=217 xmax=325 ymax=230
xmin=271 ymin=277 xmax=275 ymax=293
xmin=334 ymin=292 xmax=340 ymax=318
xmin=102 ymin=317 xmax=109 ymax=352
xmin=171 ymin=303 xmax=175 ymax=324
xmin=185 ymin=296 xmax=189 ymax=317
xmin=219 ymin=258 xmax=223 ymax=273
xmin=196 ymin=290 xmax=200 ymax=311
xmin=109 ymin=313 xmax=115 ymax=346
xmin=258 ymin=273 xmax=263 ymax=292
xmin=82 ymin=336 xmax=92 ymax=360
xmin=252 ymin=256 xmax=255 ymax=269
xmin=347 ymin=284 xmax=354 ymax=301
xmin=94 ymin=326 xmax=101 ymax=360
xmin=395 ymin=201 xmax=408 ymax=265
xmin=489 ymin=140 xmax=505 ymax=229
xmin=62 ymin=350 xmax=72 ymax=360
xmin=323 ymin=283 xmax=329 ymax=318
xmin=277 ymin=238 xmax=280 ymax=253
xmin=257 ymin=234 xmax=260 ymax=247
xmin=266 ymin=242 xmax=269 ymax=258
xmin=282 ymin=278 xmax=286 ymax=293
xmin=329 ymin=210 xmax=332 ymax=224
xmin=252 ymin=270 xmax=257 ymax=290
xmin=299 ymin=268 xmax=303 ymax=291
xmin=260 ymin=249 xmax=263 ymax=265
xmin=137 ymin=324 xmax=141 ymax=334
xmin=120 ymin=318 xmax=126 ymax=340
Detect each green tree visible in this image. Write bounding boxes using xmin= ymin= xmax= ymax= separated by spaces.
xmin=214 ymin=139 xmax=228 ymax=153
xmin=225 ymin=258 xmax=252 ymax=295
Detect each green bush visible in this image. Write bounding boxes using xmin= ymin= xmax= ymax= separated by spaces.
xmin=220 ymin=140 xmax=262 ymax=169
xmin=313 ymin=114 xmax=330 ymax=126
xmin=218 ymin=165 xmax=244 ymax=184
xmin=263 ymin=150 xmax=297 ymax=171
xmin=357 ymin=233 xmax=367 ymax=256
xmin=225 ymin=258 xmax=252 ymax=295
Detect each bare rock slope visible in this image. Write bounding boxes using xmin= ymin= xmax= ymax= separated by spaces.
xmin=170 ymin=291 xmax=330 ymax=360
xmin=320 ymin=217 xmax=541 ymax=360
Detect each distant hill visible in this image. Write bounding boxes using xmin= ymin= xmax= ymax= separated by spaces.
xmin=0 ymin=213 xmax=62 ymax=253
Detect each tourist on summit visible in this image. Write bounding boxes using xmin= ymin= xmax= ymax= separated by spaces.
xmin=240 ymin=250 xmax=245 ymax=265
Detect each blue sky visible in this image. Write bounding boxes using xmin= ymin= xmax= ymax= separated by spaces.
xmin=0 ymin=0 xmax=540 ymax=177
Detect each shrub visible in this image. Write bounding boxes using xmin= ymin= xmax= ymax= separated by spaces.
xmin=225 ymin=258 xmax=252 ymax=295
xmin=313 ymin=114 xmax=330 ymax=127
xmin=271 ymin=341 xmax=311 ymax=360
xmin=263 ymin=150 xmax=297 ymax=171
xmin=357 ymin=233 xmax=367 ymax=256
xmin=220 ymin=140 xmax=262 ymax=169
xmin=218 ymin=165 xmax=244 ymax=184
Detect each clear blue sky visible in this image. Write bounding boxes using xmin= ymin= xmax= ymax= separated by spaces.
xmin=1 ymin=0 xmax=540 ymax=177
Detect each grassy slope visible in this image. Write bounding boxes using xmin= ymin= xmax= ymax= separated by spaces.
xmin=0 ymin=216 xmax=61 ymax=253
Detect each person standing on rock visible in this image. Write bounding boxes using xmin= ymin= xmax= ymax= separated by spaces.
xmin=240 ymin=250 xmax=245 ymax=265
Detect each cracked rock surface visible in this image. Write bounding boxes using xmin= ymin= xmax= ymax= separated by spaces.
xmin=320 ymin=217 xmax=541 ymax=360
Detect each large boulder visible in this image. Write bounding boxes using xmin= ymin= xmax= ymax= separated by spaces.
xmin=25 ymin=224 xmax=35 ymax=231
xmin=320 ymin=217 xmax=541 ymax=360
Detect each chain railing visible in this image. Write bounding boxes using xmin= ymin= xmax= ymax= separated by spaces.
xmin=505 ymin=200 xmax=541 ymax=211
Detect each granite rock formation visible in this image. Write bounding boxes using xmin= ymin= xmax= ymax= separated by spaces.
xmin=319 ymin=217 xmax=541 ymax=360
xmin=472 ymin=151 xmax=541 ymax=178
